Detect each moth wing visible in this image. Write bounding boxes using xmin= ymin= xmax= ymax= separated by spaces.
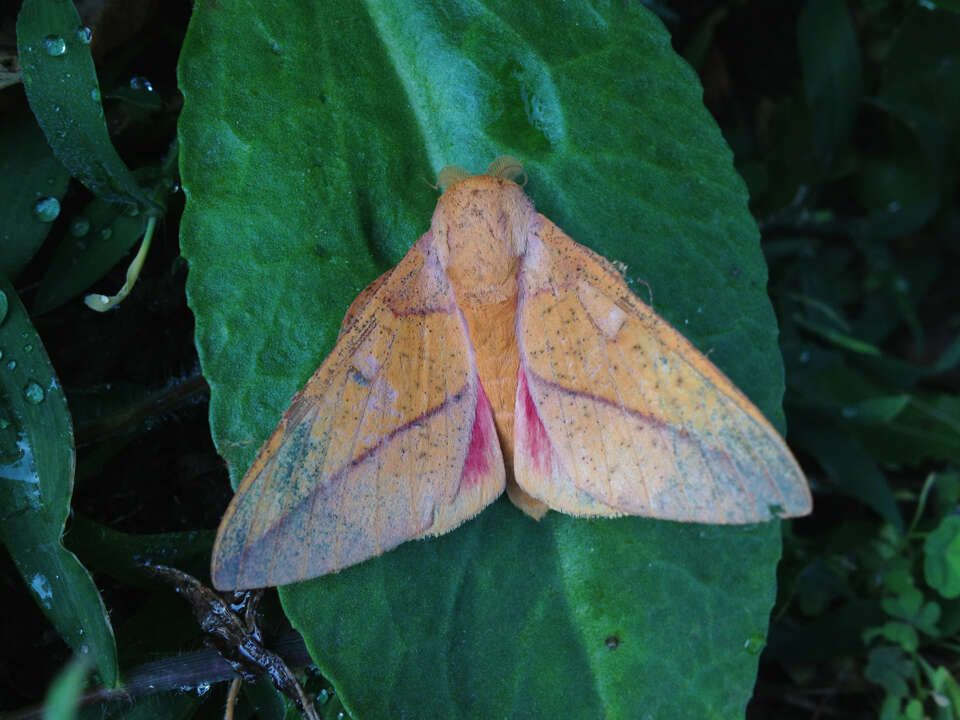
xmin=212 ymin=233 xmax=505 ymax=590
xmin=514 ymin=216 xmax=812 ymax=523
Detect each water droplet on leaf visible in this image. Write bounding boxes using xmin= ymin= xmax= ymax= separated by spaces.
xmin=76 ymin=26 xmax=92 ymax=44
xmin=33 ymin=197 xmax=60 ymax=222
xmin=70 ymin=218 xmax=90 ymax=237
xmin=743 ymin=633 xmax=765 ymax=655
xmin=42 ymin=35 xmax=67 ymax=56
xmin=0 ymin=291 xmax=7 ymax=325
xmin=24 ymin=381 xmax=44 ymax=404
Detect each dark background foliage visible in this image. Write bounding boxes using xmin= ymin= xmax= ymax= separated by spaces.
xmin=1 ymin=1 xmax=958 ymax=718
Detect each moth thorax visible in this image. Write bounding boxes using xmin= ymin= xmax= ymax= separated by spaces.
xmin=434 ymin=177 xmax=531 ymax=305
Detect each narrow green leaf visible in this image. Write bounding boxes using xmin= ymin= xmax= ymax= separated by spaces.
xmin=16 ymin=0 xmax=154 ymax=209
xmin=65 ymin=514 xmax=214 ymax=588
xmin=793 ymin=315 xmax=883 ymax=355
xmin=859 ymin=395 xmax=960 ymax=467
xmin=797 ymin=0 xmax=864 ymax=168
xmin=44 ymin=657 xmax=91 ymax=720
xmin=0 ymin=274 xmax=118 ymax=687
xmin=0 ymin=105 xmax=71 ymax=279
xmin=179 ymin=1 xmax=794 ymax=716
xmin=845 ymin=395 xmax=911 ymax=425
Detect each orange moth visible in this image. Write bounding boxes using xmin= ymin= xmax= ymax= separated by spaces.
xmin=211 ymin=157 xmax=812 ymax=590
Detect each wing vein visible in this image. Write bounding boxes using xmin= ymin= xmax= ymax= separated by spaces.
xmin=568 ymin=292 xmax=623 ymax=502
xmin=330 ymin=318 xmax=401 ymax=573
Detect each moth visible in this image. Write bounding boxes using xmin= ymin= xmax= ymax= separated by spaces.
xmin=211 ymin=157 xmax=812 ymax=590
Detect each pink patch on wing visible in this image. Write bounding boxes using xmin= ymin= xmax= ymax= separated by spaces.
xmin=516 ymin=368 xmax=552 ymax=475
xmin=460 ymin=382 xmax=496 ymax=487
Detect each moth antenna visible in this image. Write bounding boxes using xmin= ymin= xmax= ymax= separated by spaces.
xmin=436 ymin=165 xmax=472 ymax=190
xmin=487 ymin=155 xmax=526 ymax=186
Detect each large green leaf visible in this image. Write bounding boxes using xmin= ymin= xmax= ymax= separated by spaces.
xmin=179 ymin=2 xmax=790 ymax=717
xmin=0 ymin=274 xmax=117 ymax=688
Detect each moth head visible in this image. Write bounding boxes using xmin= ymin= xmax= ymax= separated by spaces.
xmin=432 ymin=166 xmax=533 ymax=265
xmin=435 ymin=155 xmax=526 ymax=191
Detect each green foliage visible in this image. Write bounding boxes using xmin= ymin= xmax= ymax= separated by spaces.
xmin=17 ymin=0 xmax=155 ymax=209
xmin=0 ymin=106 xmax=71 ymax=278
xmin=742 ymin=0 xmax=960 ymax=717
xmin=0 ymin=273 xmax=118 ymax=687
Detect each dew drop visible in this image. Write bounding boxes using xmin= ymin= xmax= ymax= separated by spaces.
xmin=195 ymin=682 xmax=210 ymax=696
xmin=605 ymin=635 xmax=620 ymax=650
xmin=0 ymin=418 xmax=9 ymax=430
xmin=30 ymin=574 xmax=53 ymax=607
xmin=70 ymin=218 xmax=90 ymax=237
xmin=33 ymin=197 xmax=61 ymax=222
xmin=24 ymin=381 xmax=45 ymax=404
xmin=76 ymin=26 xmax=92 ymax=44
xmin=23 ymin=344 xmax=33 ymax=353
xmin=7 ymin=360 xmax=16 ymax=370
xmin=90 ymin=87 xmax=100 ymax=102
xmin=42 ymin=35 xmax=67 ymax=56
xmin=743 ymin=632 xmax=765 ymax=655
xmin=124 ymin=204 xmax=140 ymax=217
xmin=100 ymin=227 xmax=113 ymax=240
xmin=0 ymin=290 xmax=7 ymax=325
